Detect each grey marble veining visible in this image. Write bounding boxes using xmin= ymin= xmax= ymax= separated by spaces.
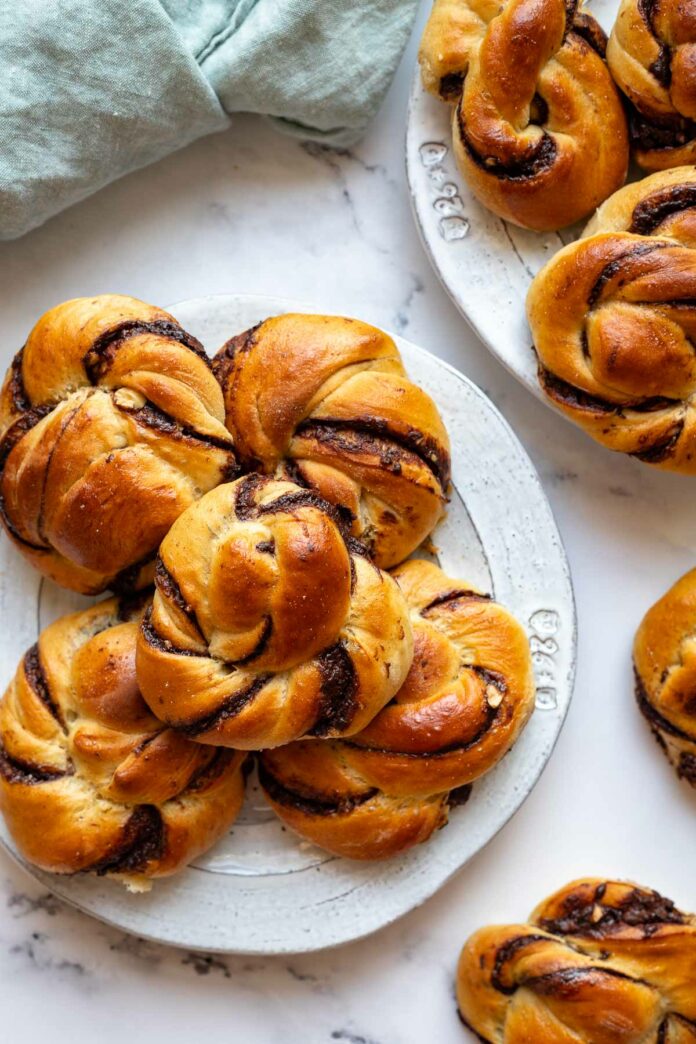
xmin=0 ymin=0 xmax=695 ymax=1040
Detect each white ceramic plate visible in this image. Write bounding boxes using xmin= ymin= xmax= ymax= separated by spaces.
xmin=406 ymin=0 xmax=620 ymax=399
xmin=0 ymin=294 xmax=576 ymax=954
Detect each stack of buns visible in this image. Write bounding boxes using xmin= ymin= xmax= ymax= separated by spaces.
xmin=0 ymin=296 xmax=536 ymax=888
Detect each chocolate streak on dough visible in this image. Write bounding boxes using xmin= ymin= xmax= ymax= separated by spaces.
xmin=178 ymin=675 xmax=272 ymax=737
xmin=258 ymin=760 xmax=377 ymax=816
xmin=297 ymin=416 xmax=450 ymax=488
xmin=537 ymin=879 xmax=686 ymax=937
xmin=629 ymin=184 xmax=696 ymax=235
xmin=84 ymin=320 xmax=210 ymax=382
xmin=86 ymin=804 xmax=165 ymax=876
xmin=23 ymin=643 xmax=63 ymax=725
xmin=309 ymin=642 xmax=359 ymax=737
xmin=345 ymin=672 xmax=504 ymax=758
xmin=635 ymin=667 xmax=696 ymax=745
xmin=0 ymin=745 xmax=68 ymax=785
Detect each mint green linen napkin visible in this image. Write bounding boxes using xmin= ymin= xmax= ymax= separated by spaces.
xmin=0 ymin=0 xmax=418 ymax=239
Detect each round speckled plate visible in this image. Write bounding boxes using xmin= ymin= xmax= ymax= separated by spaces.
xmin=406 ymin=0 xmax=619 ymax=400
xmin=0 ymin=294 xmax=576 ymax=954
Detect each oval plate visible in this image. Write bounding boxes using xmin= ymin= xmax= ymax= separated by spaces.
xmin=0 ymin=294 xmax=576 ymax=954
xmin=406 ymin=0 xmax=620 ymax=399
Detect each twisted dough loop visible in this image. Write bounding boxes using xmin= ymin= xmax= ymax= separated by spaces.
xmin=527 ymin=168 xmax=696 ymax=471
xmin=419 ymin=0 xmax=628 ymax=230
xmin=634 ymin=566 xmax=696 ymax=787
xmin=0 ymin=596 xmax=246 ymax=891
xmin=0 ymin=295 xmax=236 ymax=594
xmin=608 ymin=0 xmax=696 ymax=170
xmin=457 ymin=878 xmax=696 ymax=1042
xmin=212 ymin=314 xmax=450 ymax=570
xmin=259 ymin=559 xmax=535 ymax=860
xmin=136 ymin=474 xmax=414 ymax=750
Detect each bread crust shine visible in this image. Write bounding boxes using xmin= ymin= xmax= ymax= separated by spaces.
xmin=634 ymin=566 xmax=696 ymax=786
xmin=457 ymin=878 xmax=696 ymax=1042
xmin=136 ymin=474 xmax=414 ymax=750
xmin=0 ymin=596 xmax=246 ymax=890
xmin=419 ymin=0 xmax=628 ymax=231
xmin=0 ymin=295 xmax=236 ymax=594
xmin=213 ymin=313 xmax=450 ymax=570
xmin=258 ymin=559 xmax=535 ymax=860
xmin=608 ymin=0 xmax=696 ymax=171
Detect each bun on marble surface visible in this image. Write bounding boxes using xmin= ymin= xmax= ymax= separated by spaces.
xmin=527 ymin=169 xmax=696 ymax=471
xmin=608 ymin=0 xmax=696 ymax=171
xmin=634 ymin=566 xmax=696 ymax=787
xmin=456 ymin=877 xmax=696 ymax=1042
xmin=136 ymin=474 xmax=414 ymax=750
xmin=0 ymin=295 xmax=236 ymax=594
xmin=418 ymin=0 xmax=628 ymax=231
xmin=0 ymin=595 xmax=246 ymax=891
xmin=258 ymin=558 xmax=535 ymax=860
xmin=212 ymin=313 xmax=450 ymax=570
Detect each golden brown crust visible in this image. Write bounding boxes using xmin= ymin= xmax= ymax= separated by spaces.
xmin=258 ymin=559 xmax=535 ymax=860
xmin=212 ymin=314 xmax=450 ymax=569
xmin=456 ymin=878 xmax=696 ymax=1042
xmin=527 ymin=168 xmax=696 ymax=471
xmin=608 ymin=0 xmax=696 ymax=171
xmin=419 ymin=0 xmax=628 ymax=231
xmin=0 ymin=295 xmax=236 ymax=594
xmin=634 ymin=567 xmax=696 ymax=786
xmin=0 ymin=595 xmax=246 ymax=890
xmin=135 ymin=474 xmax=414 ymax=750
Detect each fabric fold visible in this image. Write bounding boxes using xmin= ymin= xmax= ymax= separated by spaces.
xmin=0 ymin=0 xmax=418 ymax=239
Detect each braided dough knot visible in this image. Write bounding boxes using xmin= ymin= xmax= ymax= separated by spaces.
xmin=457 ymin=879 xmax=696 ymax=1042
xmin=259 ymin=559 xmax=535 ymax=859
xmin=528 ymin=169 xmax=696 ymax=470
xmin=0 ymin=295 xmax=236 ymax=593
xmin=213 ymin=314 xmax=450 ymax=570
xmin=136 ymin=475 xmax=414 ymax=749
xmin=419 ymin=0 xmax=628 ymax=230
xmin=608 ymin=0 xmax=696 ymax=169
xmin=0 ymin=596 xmax=245 ymax=890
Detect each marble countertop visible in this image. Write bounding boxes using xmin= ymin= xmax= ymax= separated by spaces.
xmin=1 ymin=2 xmax=694 ymax=1040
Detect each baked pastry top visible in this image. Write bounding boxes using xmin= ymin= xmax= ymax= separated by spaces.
xmin=259 ymin=558 xmax=535 ymax=859
xmin=608 ymin=0 xmax=696 ymax=171
xmin=0 ymin=295 xmax=236 ymax=594
xmin=213 ymin=313 xmax=450 ymax=569
xmin=419 ymin=0 xmax=628 ymax=231
xmin=527 ymin=167 xmax=696 ymax=471
xmin=634 ymin=566 xmax=696 ymax=787
xmin=457 ymin=878 xmax=696 ymax=1042
xmin=136 ymin=474 xmax=414 ymax=750
xmin=0 ymin=595 xmax=246 ymax=890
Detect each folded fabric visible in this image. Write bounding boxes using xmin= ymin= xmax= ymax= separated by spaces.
xmin=0 ymin=0 xmax=418 ymax=239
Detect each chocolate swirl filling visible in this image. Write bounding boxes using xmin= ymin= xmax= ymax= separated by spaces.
xmin=537 ymin=880 xmax=686 ymax=938
xmin=23 ymin=643 xmax=63 ymax=726
xmin=258 ymin=760 xmax=377 ymax=817
xmin=86 ymin=804 xmax=165 ymax=876
xmin=0 ymin=746 xmax=68 ymax=785
xmin=83 ymin=319 xmax=210 ymax=383
xmin=457 ymin=107 xmax=559 ymax=182
xmin=296 ymin=417 xmax=450 ymax=489
xmin=629 ymin=184 xmax=696 ymax=235
xmin=309 ymin=642 xmax=359 ymax=737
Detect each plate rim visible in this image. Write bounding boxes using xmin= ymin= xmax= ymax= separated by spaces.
xmin=0 ymin=292 xmax=577 ymax=954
